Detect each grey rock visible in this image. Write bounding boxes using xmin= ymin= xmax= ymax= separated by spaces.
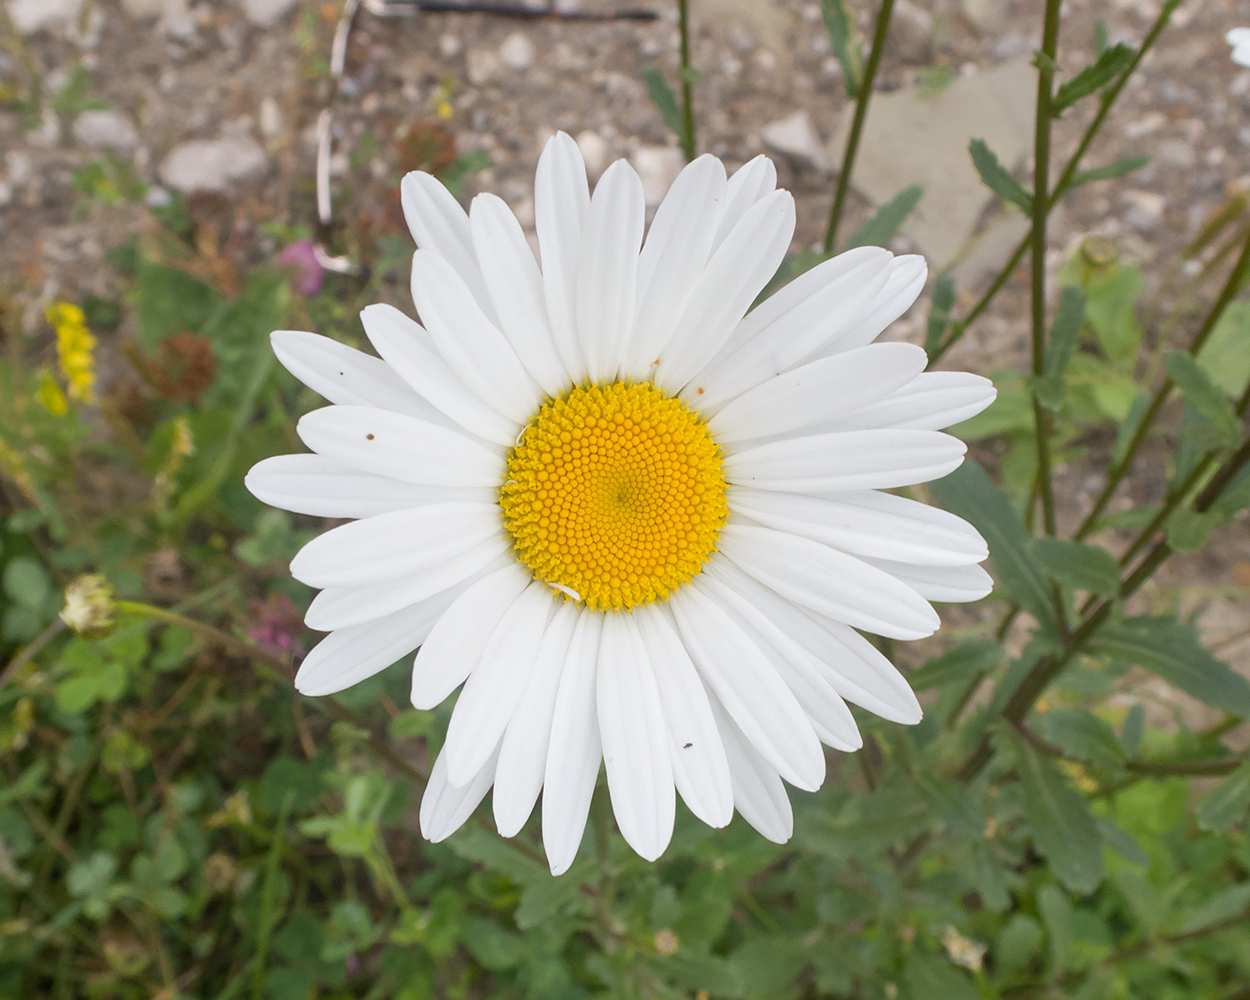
xmin=1156 ymin=139 xmax=1196 ymax=171
xmin=72 ymin=110 xmax=140 ymax=151
xmin=760 ymin=109 xmax=831 ymax=173
xmin=259 ymin=97 xmax=284 ymax=140
xmin=498 ymin=32 xmax=535 ymax=71
xmin=6 ymin=0 xmax=83 ymax=34
xmin=466 ymin=48 xmax=501 ymax=86
xmin=233 ymin=0 xmax=297 ymax=26
xmin=961 ymin=0 xmax=1008 ymax=33
xmin=159 ymin=136 xmax=267 ymax=192
xmin=630 ymin=146 xmax=685 ymax=207
xmin=891 ymin=0 xmax=934 ymax=64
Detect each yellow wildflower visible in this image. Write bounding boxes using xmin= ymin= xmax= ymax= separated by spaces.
xmin=45 ymin=301 xmax=97 ymax=404
xmin=34 ymin=369 xmax=68 ymax=416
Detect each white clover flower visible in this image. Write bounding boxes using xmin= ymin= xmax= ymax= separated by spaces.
xmin=246 ymin=134 xmax=996 ymax=874
xmin=1229 ymin=27 xmax=1250 ymax=67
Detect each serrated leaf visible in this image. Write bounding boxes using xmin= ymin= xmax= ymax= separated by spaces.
xmin=1029 ymin=537 xmax=1120 ymax=596
xmin=641 ymin=67 xmax=684 ymax=141
xmin=969 ymin=138 xmax=1032 ymax=214
xmin=1195 ymin=761 xmax=1250 ymax=833
xmin=1165 ymin=351 xmax=1242 ymax=449
xmin=1046 ymin=286 xmax=1087 ymax=377
xmin=845 ymin=185 xmax=923 ymax=250
xmin=1165 ymin=507 xmax=1225 ymax=554
xmin=909 ymin=640 xmax=1003 ymax=691
xmin=1089 ymin=616 xmax=1250 ymax=717
xmin=928 ymin=461 xmax=1059 ymax=634
xmin=1054 ymin=44 xmax=1134 ymax=113
xmin=1070 ymin=155 xmax=1151 ymax=188
xmin=925 ymin=273 xmax=957 ymax=356
xmin=1084 ymin=264 xmax=1144 ymax=364
xmin=820 ymin=0 xmax=862 ymax=98
xmin=1039 ymin=709 xmax=1125 ymax=770
xmin=1008 ymin=730 xmax=1105 ymax=894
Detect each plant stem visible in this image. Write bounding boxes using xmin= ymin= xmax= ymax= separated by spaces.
xmin=676 ymin=0 xmax=696 ymax=160
xmin=823 ymin=0 xmax=895 ymax=253
xmin=929 ymin=0 xmax=1179 ymax=364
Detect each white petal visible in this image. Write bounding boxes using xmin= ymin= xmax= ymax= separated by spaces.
xmin=400 ymin=170 xmax=497 ymax=322
xmin=534 ymin=132 xmax=591 ymax=382
xmin=718 ymin=523 xmax=940 ymax=640
xmin=670 ymin=585 xmax=825 ymax=791
xmin=410 ymin=250 xmax=541 ymax=423
xmin=361 ymin=304 xmax=519 ymax=446
xmin=830 ymin=372 xmax=997 ymax=432
xmin=725 ymin=428 xmax=966 ymax=492
xmin=297 ymin=406 xmax=505 ymax=488
xmin=246 ymin=454 xmax=484 ymax=519
xmin=576 ymin=159 xmax=645 ymax=383
xmin=409 ymin=562 xmax=531 ymax=710
xmin=726 ymin=487 xmax=988 ymax=566
xmin=634 ymin=604 xmax=733 ymax=828
xmin=304 ymin=557 xmax=502 ymax=632
xmin=704 ymin=558 xmax=922 ymax=724
xmin=707 ymin=691 xmax=792 ymax=844
xmin=713 ymin=155 xmax=777 ymax=251
xmin=683 ymin=247 xmax=893 ymax=411
xmin=861 ymin=558 xmax=994 ymax=603
xmin=295 ymin=604 xmax=435 ymax=696
xmin=698 ymin=572 xmax=861 ymax=752
xmin=420 ymin=743 xmax=500 ymax=843
xmin=494 ymin=602 xmax=579 ymax=837
xmin=470 ymin=193 xmax=570 ymax=397
xmin=270 ymin=330 xmax=441 ymax=420
xmin=289 ymin=503 xmax=505 ymax=589
xmin=620 ymin=155 xmax=727 ymax=380
xmin=655 ymin=189 xmax=796 ymax=394
xmin=597 ymin=613 xmax=675 ymax=862
xmin=709 ymin=342 xmax=928 ymax=444
xmin=542 ymin=610 xmax=603 ymax=876
xmin=830 ymin=254 xmax=927 ymax=352
xmin=443 ymin=583 xmax=555 ymax=786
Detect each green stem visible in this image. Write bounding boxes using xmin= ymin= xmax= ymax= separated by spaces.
xmin=676 ymin=0 xmax=696 ymax=160
xmin=823 ymin=0 xmax=895 ymax=253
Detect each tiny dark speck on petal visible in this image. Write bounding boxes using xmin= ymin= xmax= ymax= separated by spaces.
xmin=366 ymin=433 xmax=375 ymax=440
xmin=683 ymin=742 xmax=692 ymax=749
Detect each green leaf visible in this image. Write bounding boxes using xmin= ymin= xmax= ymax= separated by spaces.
xmin=1039 ymin=709 xmax=1125 ymax=770
xmin=463 ymin=920 xmax=524 ymax=970
xmin=1096 ymin=818 xmax=1147 ymax=866
xmin=908 ymin=641 xmax=1003 ymax=691
xmin=1054 ymin=44 xmax=1134 ymax=113
xmin=925 ymin=274 xmax=957 ymax=356
xmin=820 ymin=0 xmax=863 ymax=98
xmin=902 ymin=951 xmax=979 ymax=1000
xmin=969 ymin=138 xmax=1032 ymax=214
xmin=1175 ymin=880 xmax=1250 ymax=933
xmin=1007 ymin=730 xmax=1105 ymax=894
xmin=1092 ymin=19 xmax=1109 ymax=55
xmin=134 ymin=260 xmax=219 ymax=349
xmin=1029 ymin=537 xmax=1120 ymax=596
xmin=438 ymin=149 xmax=492 ymax=200
xmin=1195 ymin=761 xmax=1250 ymax=833
xmin=1037 ymin=884 xmax=1073 ymax=974
xmin=1046 ymin=286 xmax=1087 ymax=377
xmin=845 ymin=185 xmax=923 ymax=250
xmin=1166 ymin=351 xmax=1242 ymax=449
xmin=641 ymin=67 xmax=684 ymax=142
xmin=1 ymin=556 xmax=52 ymax=611
xmin=1089 ymin=616 xmax=1250 ymax=717
xmin=1070 ymin=155 xmax=1151 ymax=188
xmin=1165 ymin=507 xmax=1225 ymax=554
xmin=1110 ymin=390 xmax=1150 ymax=468
xmin=1083 ymin=264 xmax=1144 ymax=365
xmin=928 ymin=462 xmax=1059 ymax=634
xmin=1196 ymin=300 xmax=1250 ymax=398
xmin=996 ymin=913 xmax=1043 ymax=976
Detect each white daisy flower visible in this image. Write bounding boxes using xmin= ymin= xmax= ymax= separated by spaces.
xmin=246 ymin=134 xmax=996 ymax=875
xmin=1229 ymin=27 xmax=1250 ymax=67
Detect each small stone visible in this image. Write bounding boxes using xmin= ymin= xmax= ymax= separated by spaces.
xmin=760 ymin=109 xmax=831 ymax=173
xmin=72 ymin=110 xmax=140 ymax=151
xmin=439 ymin=33 xmax=462 ymax=58
xmin=6 ymin=0 xmax=83 ymax=35
xmin=466 ymin=48 xmax=501 ymax=86
xmin=1123 ymin=190 xmax=1165 ymax=230
xmin=498 ymin=32 xmax=535 ymax=71
xmin=575 ymin=130 xmax=610 ymax=180
xmin=233 ymin=0 xmax=297 ymax=26
xmin=159 ymin=136 xmax=267 ymax=193
xmin=890 ymin=0 xmax=934 ymax=64
xmin=29 ymin=109 xmax=62 ymax=148
xmin=259 ymin=97 xmax=283 ymax=139
xmin=960 ymin=0 xmax=1008 ymax=33
xmin=146 ymin=185 xmax=173 ymax=208
xmin=119 ymin=0 xmax=174 ymax=15
xmin=1156 ymin=139 xmax=1196 ymax=170
xmin=630 ymin=146 xmax=685 ymax=207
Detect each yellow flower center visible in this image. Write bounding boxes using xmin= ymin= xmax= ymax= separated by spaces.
xmin=501 ymin=381 xmax=728 ymax=613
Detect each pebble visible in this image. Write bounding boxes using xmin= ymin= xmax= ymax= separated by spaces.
xmin=233 ymin=0 xmax=298 ymax=26
xmin=259 ymin=97 xmax=283 ymax=139
xmin=1156 ymin=139 xmax=1196 ymax=171
xmin=891 ymin=0 xmax=934 ymax=64
xmin=7 ymin=0 xmax=83 ymax=34
xmin=575 ymin=130 xmax=610 ymax=180
xmin=72 ymin=110 xmax=140 ymax=152
xmin=760 ymin=109 xmax=831 ymax=173
xmin=629 ymin=146 xmax=685 ymax=207
xmin=498 ymin=32 xmax=535 ymax=72
xmin=158 ymin=136 xmax=267 ymax=192
xmin=439 ymin=33 xmax=462 ymax=59
xmin=466 ymin=48 xmax=501 ymax=86
xmin=1123 ymin=190 xmax=1165 ymax=231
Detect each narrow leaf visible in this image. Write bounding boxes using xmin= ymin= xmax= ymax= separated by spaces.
xmin=924 ymin=274 xmax=957 ymax=356
xmin=1037 ymin=884 xmax=1072 ymax=974
xmin=1165 ymin=351 xmax=1242 ymax=449
xmin=1054 ymin=44 xmax=1134 ymax=113
xmin=1008 ymin=730 xmax=1105 ymax=894
xmin=1045 ymin=286 xmax=1087 ymax=377
xmin=969 ymin=139 xmax=1032 ymax=214
xmin=1092 ymin=19 xmax=1108 ymax=56
xmin=1089 ymin=616 xmax=1250 ymax=718
xmin=845 ymin=185 xmax=923 ymax=250
xmin=909 ymin=641 xmax=1003 ymax=691
xmin=641 ymin=67 xmax=684 ymax=141
xmin=1109 ymin=390 xmax=1150 ymax=468
xmin=820 ymin=0 xmax=862 ymax=98
xmin=1195 ymin=761 xmax=1250 ymax=834
xmin=1070 ymin=155 xmax=1151 ymax=188
xmin=928 ymin=462 xmax=1059 ymax=634
xmin=1029 ymin=537 xmax=1120 ymax=596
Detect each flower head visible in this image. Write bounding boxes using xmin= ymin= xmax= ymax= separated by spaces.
xmin=278 ymin=240 xmax=326 ymax=296
xmin=60 ymin=574 xmax=118 ymax=638
xmin=46 ymin=301 xmax=97 ymax=404
xmin=246 ymin=135 xmax=996 ymax=874
xmin=1229 ymin=27 xmax=1250 ymax=67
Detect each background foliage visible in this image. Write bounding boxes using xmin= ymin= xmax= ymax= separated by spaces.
xmin=1 ymin=0 xmax=1249 ymax=998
